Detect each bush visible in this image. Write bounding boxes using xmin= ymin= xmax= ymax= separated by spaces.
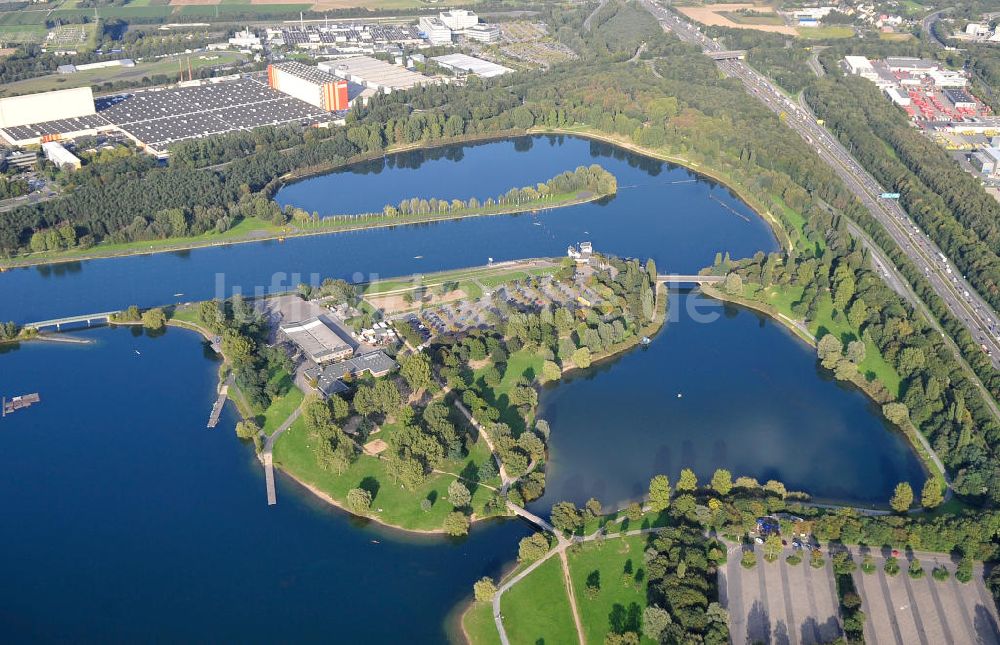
xmin=908 ymin=558 xmax=925 ymax=579
xmin=956 ymin=557 xmax=973 ymax=583
xmin=884 ymin=556 xmax=900 ymax=577
xmin=473 ymin=576 xmax=496 ymax=602
xmin=741 ymin=550 xmax=757 ymax=569
xmin=810 ymin=550 xmax=825 ymax=569
xmin=932 ymin=566 xmax=950 ymax=582
xmin=786 ymin=553 xmax=802 ymax=566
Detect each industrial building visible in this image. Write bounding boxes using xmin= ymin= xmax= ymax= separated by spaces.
xmin=462 ymin=23 xmax=501 ymax=43
xmin=0 ymin=86 xmax=96 ymax=130
xmin=440 ymin=9 xmax=479 ymax=30
xmin=944 ymin=89 xmax=977 ymax=110
xmin=267 ymin=61 xmax=351 ymax=112
xmin=41 ymin=141 xmax=81 ymax=170
xmin=318 ymin=56 xmax=435 ymax=93
xmin=432 ymin=53 xmax=512 ymax=78
xmin=972 ymin=148 xmax=1000 ymax=177
xmin=280 ymin=317 xmax=354 ymax=365
xmin=97 ymin=76 xmax=332 ymax=155
xmin=419 ymin=16 xmax=453 ymax=45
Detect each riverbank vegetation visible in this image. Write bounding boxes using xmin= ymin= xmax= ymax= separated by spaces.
xmin=0 ymin=162 xmax=617 ymax=267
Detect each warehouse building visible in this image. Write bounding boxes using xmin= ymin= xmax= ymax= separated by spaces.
xmin=0 ymin=86 xmax=96 ymax=129
xmin=267 ymin=61 xmax=351 ymax=111
xmin=432 ymin=53 xmax=511 ymax=78
xmin=944 ymin=88 xmax=977 ymax=110
xmin=319 ymin=56 xmax=435 ymax=93
xmin=41 ymin=141 xmax=81 ymax=170
xmin=280 ymin=317 xmax=354 ymax=365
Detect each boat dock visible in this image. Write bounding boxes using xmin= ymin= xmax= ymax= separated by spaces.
xmin=264 ymin=452 xmax=277 ymax=506
xmin=206 ymin=374 xmax=234 ymax=429
xmin=3 ymin=393 xmax=40 ymax=416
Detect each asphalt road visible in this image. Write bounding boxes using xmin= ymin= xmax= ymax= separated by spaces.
xmin=640 ymin=0 xmax=1000 ymax=372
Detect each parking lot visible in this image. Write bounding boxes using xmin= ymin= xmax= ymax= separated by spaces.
xmin=853 ymin=548 xmax=1000 ymax=645
xmin=721 ymin=543 xmax=842 ymax=645
xmin=721 ymin=543 xmax=1000 ymax=645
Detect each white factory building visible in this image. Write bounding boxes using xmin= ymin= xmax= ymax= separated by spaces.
xmin=440 ymin=9 xmax=479 ymax=30
xmin=419 ymin=16 xmax=453 ymax=45
xmin=0 ymin=86 xmax=95 ymax=129
xmin=432 ymin=53 xmax=511 ymax=78
xmin=463 ymin=23 xmax=500 ymax=43
xmin=318 ymin=56 xmax=435 ymax=93
xmin=41 ymin=141 xmax=81 ymax=170
xmin=844 ymin=55 xmax=879 ymax=82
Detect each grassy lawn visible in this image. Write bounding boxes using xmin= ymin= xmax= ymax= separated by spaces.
xmin=500 ymin=556 xmax=577 ymax=645
xmin=272 ymin=415 xmax=500 ymax=531
xmin=463 ymin=601 xmax=502 ymax=645
xmin=797 ymin=26 xmax=854 ymax=40
xmin=568 ymin=534 xmax=656 ymax=644
xmin=757 ymin=286 xmax=901 ymax=396
xmin=472 ymin=349 xmax=545 ymax=432
xmin=259 ymin=377 xmax=303 ymax=436
xmin=167 ymin=304 xmax=204 ymax=327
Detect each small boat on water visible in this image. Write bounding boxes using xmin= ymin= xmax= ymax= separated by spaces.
xmin=640 ymin=336 xmax=651 ymax=346
xmin=134 ymin=350 xmax=141 ymax=356
xmin=413 ymin=255 xmax=423 ymax=259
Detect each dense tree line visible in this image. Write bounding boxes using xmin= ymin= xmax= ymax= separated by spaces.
xmin=193 ymin=296 xmax=292 ymax=412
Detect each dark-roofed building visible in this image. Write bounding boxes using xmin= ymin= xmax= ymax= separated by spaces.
xmin=280 ymin=316 xmax=354 ymax=364
xmin=305 ymin=351 xmax=398 ymax=397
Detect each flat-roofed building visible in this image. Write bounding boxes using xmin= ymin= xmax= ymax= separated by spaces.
xmin=886 ymin=57 xmax=939 ymax=74
xmin=41 ymin=141 xmax=81 ymax=170
xmin=280 ymin=316 xmax=354 ymax=364
xmin=419 ymin=16 xmax=453 ymax=45
xmin=267 ymin=61 xmax=351 ymax=111
xmin=463 ymin=23 xmax=501 ymax=43
xmin=0 ymin=86 xmax=96 ymax=129
xmin=304 ymin=351 xmax=398 ymax=397
xmin=440 ymin=9 xmax=479 ymax=30
xmin=432 ymin=53 xmax=511 ymax=78
xmin=319 ymin=56 xmax=436 ymax=93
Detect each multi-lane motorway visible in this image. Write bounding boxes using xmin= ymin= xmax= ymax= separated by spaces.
xmin=640 ymin=0 xmax=1000 ymax=371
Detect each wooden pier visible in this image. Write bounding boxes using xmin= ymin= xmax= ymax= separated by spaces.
xmin=206 ymin=374 xmax=234 ymax=429
xmin=3 ymin=393 xmax=40 ymax=417
xmin=263 ymin=452 xmax=277 ymax=506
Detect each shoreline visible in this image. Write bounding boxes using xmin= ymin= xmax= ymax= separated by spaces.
xmin=698 ymin=283 xmax=949 ymax=484
xmin=526 ymin=126 xmax=795 ymax=253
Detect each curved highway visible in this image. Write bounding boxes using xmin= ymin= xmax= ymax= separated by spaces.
xmin=640 ymin=0 xmax=1000 ymax=373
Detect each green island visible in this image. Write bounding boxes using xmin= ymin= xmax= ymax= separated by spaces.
xmin=0 ymin=164 xmax=616 ymax=269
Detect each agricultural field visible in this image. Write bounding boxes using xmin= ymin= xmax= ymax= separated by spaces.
xmin=677 ymin=3 xmax=798 ymax=35
xmin=0 ymin=25 xmax=48 ymax=45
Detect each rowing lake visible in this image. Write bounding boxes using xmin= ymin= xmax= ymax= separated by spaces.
xmin=0 ymin=135 xmax=924 ymax=641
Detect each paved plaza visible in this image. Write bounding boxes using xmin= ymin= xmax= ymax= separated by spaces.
xmin=720 ymin=543 xmax=1000 ymax=645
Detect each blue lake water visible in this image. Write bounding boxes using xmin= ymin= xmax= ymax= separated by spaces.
xmin=0 ymin=135 xmax=924 ymax=641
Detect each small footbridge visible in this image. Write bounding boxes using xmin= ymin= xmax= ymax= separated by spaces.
xmin=656 ymin=274 xmax=725 ymax=285
xmin=24 ymin=311 xmax=119 ymax=331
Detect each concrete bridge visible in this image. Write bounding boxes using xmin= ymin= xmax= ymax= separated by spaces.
xmin=707 ymin=50 xmax=746 ymax=60
xmin=24 ymin=311 xmax=120 ymax=331
xmin=656 ymin=274 xmax=725 ymax=284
